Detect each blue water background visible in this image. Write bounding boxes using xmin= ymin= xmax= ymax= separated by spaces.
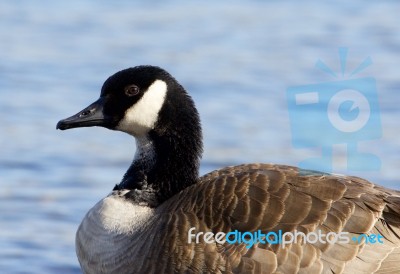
xmin=1 ymin=1 xmax=399 ymax=273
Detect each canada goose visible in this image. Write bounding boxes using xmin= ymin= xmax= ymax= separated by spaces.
xmin=57 ymin=65 xmax=400 ymax=274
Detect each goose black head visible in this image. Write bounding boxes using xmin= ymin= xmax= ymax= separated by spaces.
xmin=57 ymin=65 xmax=191 ymax=137
xmin=57 ymin=66 xmax=203 ymax=205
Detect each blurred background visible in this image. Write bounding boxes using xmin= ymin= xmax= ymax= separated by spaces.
xmin=1 ymin=0 xmax=399 ymax=273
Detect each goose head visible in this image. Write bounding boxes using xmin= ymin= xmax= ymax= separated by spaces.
xmin=57 ymin=65 xmax=203 ymax=206
xmin=58 ymin=66 xmax=179 ymax=136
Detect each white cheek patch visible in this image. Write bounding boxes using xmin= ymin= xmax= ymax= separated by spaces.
xmin=117 ymin=80 xmax=167 ymax=136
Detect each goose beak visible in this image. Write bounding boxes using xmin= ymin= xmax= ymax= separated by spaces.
xmin=57 ymin=97 xmax=110 ymax=130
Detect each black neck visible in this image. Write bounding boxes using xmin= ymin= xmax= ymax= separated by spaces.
xmin=114 ymin=84 xmax=203 ymax=207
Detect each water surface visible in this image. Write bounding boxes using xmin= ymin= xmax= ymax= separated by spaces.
xmin=1 ymin=1 xmax=399 ymax=273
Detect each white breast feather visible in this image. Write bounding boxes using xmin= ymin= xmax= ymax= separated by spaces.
xmin=94 ymin=191 xmax=154 ymax=234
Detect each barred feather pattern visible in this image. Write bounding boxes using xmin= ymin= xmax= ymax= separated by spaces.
xmin=76 ymin=164 xmax=400 ymax=274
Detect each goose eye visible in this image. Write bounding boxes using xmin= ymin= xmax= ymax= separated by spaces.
xmin=124 ymin=85 xmax=139 ymax=97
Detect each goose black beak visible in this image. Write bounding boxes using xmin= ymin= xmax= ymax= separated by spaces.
xmin=57 ymin=97 xmax=110 ymax=130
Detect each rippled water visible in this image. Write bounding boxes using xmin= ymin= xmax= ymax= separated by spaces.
xmin=1 ymin=1 xmax=399 ymax=273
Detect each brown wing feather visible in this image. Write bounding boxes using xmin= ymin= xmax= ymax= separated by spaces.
xmin=156 ymin=164 xmax=400 ymax=273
